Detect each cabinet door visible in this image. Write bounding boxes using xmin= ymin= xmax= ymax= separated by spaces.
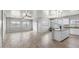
xmin=54 ymin=31 xmax=62 ymax=41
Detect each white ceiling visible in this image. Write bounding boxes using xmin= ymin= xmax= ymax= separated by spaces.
xmin=62 ymin=10 xmax=79 ymax=16
xmin=5 ymin=10 xmax=79 ymax=18
xmin=49 ymin=10 xmax=79 ymax=18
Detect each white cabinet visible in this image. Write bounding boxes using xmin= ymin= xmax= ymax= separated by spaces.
xmin=54 ymin=29 xmax=70 ymax=41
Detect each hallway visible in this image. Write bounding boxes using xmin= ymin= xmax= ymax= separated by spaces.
xmin=3 ymin=31 xmax=79 ymax=48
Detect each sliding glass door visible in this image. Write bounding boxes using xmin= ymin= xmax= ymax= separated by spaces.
xmin=70 ymin=16 xmax=79 ymax=35
xmin=6 ymin=17 xmax=33 ymax=33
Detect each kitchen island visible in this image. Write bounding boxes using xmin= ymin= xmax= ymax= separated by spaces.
xmin=53 ymin=29 xmax=70 ymax=41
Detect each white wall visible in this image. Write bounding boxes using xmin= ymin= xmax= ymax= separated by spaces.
xmin=32 ymin=10 xmax=50 ymax=33
xmin=37 ymin=10 xmax=50 ymax=32
xmin=0 ymin=11 xmax=2 ymax=47
xmin=38 ymin=18 xmax=50 ymax=32
xmin=3 ymin=11 xmax=7 ymax=42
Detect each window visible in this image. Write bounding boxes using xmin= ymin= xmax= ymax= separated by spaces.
xmin=63 ymin=18 xmax=69 ymax=25
xmin=22 ymin=22 xmax=27 ymax=24
xmin=11 ymin=21 xmax=20 ymax=24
